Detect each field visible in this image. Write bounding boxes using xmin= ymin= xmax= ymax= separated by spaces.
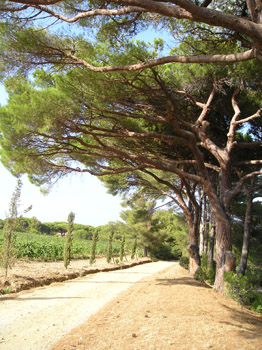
xmin=0 ymin=230 xmax=137 ymax=262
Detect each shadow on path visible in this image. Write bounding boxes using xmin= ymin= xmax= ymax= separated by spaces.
xmin=156 ymin=277 xmax=211 ymax=288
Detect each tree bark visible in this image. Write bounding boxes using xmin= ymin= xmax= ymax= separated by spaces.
xmin=225 ymin=251 xmax=236 ymax=272
xmin=238 ymin=189 xmax=253 ymax=275
xmin=199 ymin=222 xmax=204 ymax=256
xmin=203 ymin=196 xmax=209 ymax=255
xmin=213 ymin=218 xmax=234 ymax=292
xmin=207 ymin=212 xmax=216 ymax=269
xmin=187 ymin=244 xmax=201 ymax=276
xmin=143 ymin=246 xmax=148 ymax=257
xmin=187 ymin=209 xmax=201 ymax=276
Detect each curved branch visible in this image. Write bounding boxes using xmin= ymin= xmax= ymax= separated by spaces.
xmin=236 ymin=108 xmax=262 ymax=124
xmin=32 ymin=5 xmax=146 ymax=23
xmin=228 ymin=170 xmax=262 ymax=202
xmin=65 ymin=49 xmax=256 ymax=73
xmin=226 ymin=85 xmax=241 ymax=154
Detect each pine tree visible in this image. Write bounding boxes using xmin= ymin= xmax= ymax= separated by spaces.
xmin=64 ymin=212 xmax=75 ymax=269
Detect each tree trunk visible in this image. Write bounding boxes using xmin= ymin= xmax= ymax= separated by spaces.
xmin=202 ymin=195 xmax=209 ymax=255
xmin=207 ymin=212 xmax=216 ymax=269
xmin=225 ymin=251 xmax=236 ymax=272
xmin=199 ymin=222 xmax=205 ymax=256
xmin=213 ymin=218 xmax=235 ymax=292
xmin=187 ymin=218 xmax=201 ymax=276
xmin=187 ymin=244 xmax=201 ymax=275
xmin=204 ymin=208 xmax=209 ymax=255
xmin=238 ymin=190 xmax=253 ymax=275
xmin=143 ymin=246 xmax=148 ymax=257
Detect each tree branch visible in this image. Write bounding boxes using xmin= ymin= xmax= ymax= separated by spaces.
xmin=228 ymin=170 xmax=262 ymax=203
xmin=64 ymin=49 xmax=256 ymax=73
xmin=196 ymin=83 xmax=216 ymax=126
xmin=226 ymin=85 xmax=241 ymax=154
xmin=32 ymin=5 xmax=146 ymax=23
xmin=200 ymin=0 xmax=213 ymax=7
xmin=235 ymin=108 xmax=262 ymax=124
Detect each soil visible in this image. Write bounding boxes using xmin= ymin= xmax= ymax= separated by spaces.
xmin=1 ymin=259 xmax=262 ymax=350
xmin=51 ymin=263 xmax=262 ymax=350
xmin=0 ymin=256 xmax=150 ymax=294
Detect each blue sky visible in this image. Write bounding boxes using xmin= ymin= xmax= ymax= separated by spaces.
xmin=0 ymin=84 xmax=123 ymax=226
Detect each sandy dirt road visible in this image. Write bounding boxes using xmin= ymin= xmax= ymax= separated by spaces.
xmin=0 ymin=261 xmax=175 ymax=350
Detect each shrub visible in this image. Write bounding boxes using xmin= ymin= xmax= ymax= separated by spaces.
xmin=64 ymin=212 xmax=75 ymax=269
xmin=74 ymin=229 xmax=91 ymax=240
xmin=244 ymin=267 xmax=262 ymax=288
xmin=89 ymin=230 xmax=98 ymax=265
xmin=119 ymin=235 xmax=125 ymax=262
xmin=106 ymin=231 xmax=114 ymax=263
xmin=179 ymin=255 xmax=189 ymax=269
xmin=0 ymin=220 xmax=4 ymax=230
xmin=151 ymin=243 xmax=181 ymax=261
xmin=251 ymin=294 xmax=262 ymax=314
xmin=29 ymin=228 xmax=40 ymax=235
xmin=225 ymin=271 xmax=258 ymax=306
xmin=194 ymin=254 xmax=216 ymax=285
xmin=194 ymin=267 xmax=206 ymax=282
xmin=1 ymin=179 xmax=22 ymax=278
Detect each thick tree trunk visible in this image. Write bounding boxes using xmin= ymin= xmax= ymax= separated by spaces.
xmin=213 ymin=218 xmax=235 ymax=292
xmin=238 ymin=190 xmax=253 ymax=275
xmin=225 ymin=251 xmax=236 ymax=272
xmin=187 ymin=243 xmax=201 ymax=275
xmin=182 ymin=194 xmax=201 ymax=276
xmin=187 ymin=220 xmax=201 ymax=276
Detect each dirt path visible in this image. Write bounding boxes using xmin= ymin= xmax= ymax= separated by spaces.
xmin=0 ymin=261 xmax=175 ymax=350
xmin=52 ymin=263 xmax=262 ymax=350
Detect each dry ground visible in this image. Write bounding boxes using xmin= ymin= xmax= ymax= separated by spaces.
xmin=1 ymin=259 xmax=262 ymax=350
xmin=51 ymin=263 xmax=262 ymax=350
xmin=0 ymin=256 xmax=150 ymax=294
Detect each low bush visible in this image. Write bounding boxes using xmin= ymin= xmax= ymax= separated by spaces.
xmin=224 ymin=271 xmax=259 ymax=308
xmin=179 ymin=255 xmax=189 ymax=269
xmin=251 ymin=294 xmax=262 ymax=314
xmin=73 ymin=229 xmax=91 ymax=240
xmin=151 ymin=243 xmax=181 ymax=261
xmin=194 ymin=254 xmax=216 ymax=285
